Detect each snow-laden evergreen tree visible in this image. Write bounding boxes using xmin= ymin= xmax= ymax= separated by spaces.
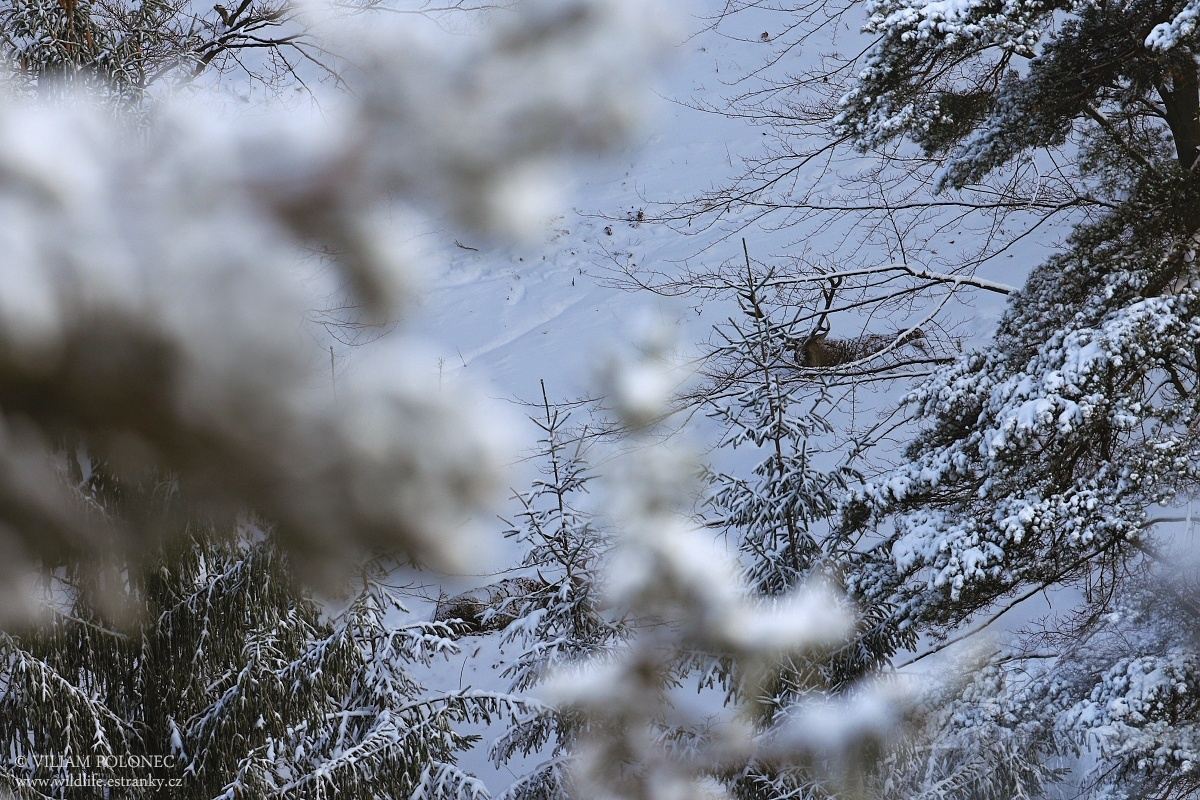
xmin=699 ymin=256 xmax=926 ymax=800
xmin=0 ymin=467 xmax=525 ymax=799
xmin=490 ymin=383 xmax=619 ymax=800
xmin=473 ymin=357 xmax=907 ymax=800
xmin=705 ymin=255 xmax=859 ymax=598
xmin=827 ymin=0 xmax=1200 ymax=795
xmin=534 ymin=327 xmax=924 ymax=800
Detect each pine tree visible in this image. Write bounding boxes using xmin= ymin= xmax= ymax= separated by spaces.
xmin=828 ymin=0 xmax=1200 ymax=795
xmin=705 ymin=251 xmax=859 ymax=598
xmin=699 ymin=250 xmax=921 ymax=800
xmin=490 ymin=383 xmax=619 ymax=800
xmin=541 ymin=329 xmax=903 ymax=800
xmin=0 ymin=467 xmax=520 ymax=800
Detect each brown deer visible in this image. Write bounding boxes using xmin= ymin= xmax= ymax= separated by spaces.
xmin=798 ymin=318 xmax=927 ymax=369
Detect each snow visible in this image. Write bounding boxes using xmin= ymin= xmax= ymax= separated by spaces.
xmin=866 ymin=0 xmax=1043 ymax=50
xmin=1146 ymin=1 xmax=1200 ymax=50
xmin=723 ymin=583 xmax=854 ymax=652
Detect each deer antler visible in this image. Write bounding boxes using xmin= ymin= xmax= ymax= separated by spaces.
xmin=806 ymin=273 xmax=841 ymax=342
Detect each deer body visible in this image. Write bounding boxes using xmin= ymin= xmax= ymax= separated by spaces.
xmin=798 ymin=328 xmax=926 ymax=368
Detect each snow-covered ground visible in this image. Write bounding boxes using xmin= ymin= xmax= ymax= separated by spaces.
xmin=407 ymin=12 xmax=748 ymax=401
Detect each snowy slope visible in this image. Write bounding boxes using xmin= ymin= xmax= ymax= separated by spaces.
xmin=406 ymin=26 xmax=749 ymax=400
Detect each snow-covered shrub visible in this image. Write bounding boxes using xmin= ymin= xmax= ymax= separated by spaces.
xmin=0 ymin=3 xmax=676 ymax=796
